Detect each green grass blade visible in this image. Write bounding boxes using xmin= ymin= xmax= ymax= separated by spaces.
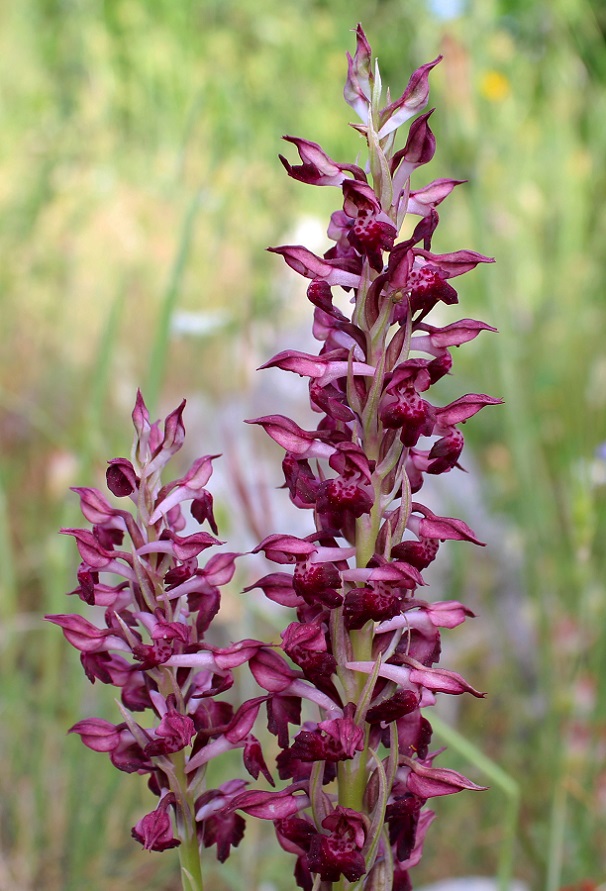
xmin=430 ymin=712 xmax=521 ymax=891
xmin=145 ymin=189 xmax=203 ymax=413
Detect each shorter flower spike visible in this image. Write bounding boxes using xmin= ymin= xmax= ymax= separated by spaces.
xmin=48 ymin=393 xmax=274 ymax=876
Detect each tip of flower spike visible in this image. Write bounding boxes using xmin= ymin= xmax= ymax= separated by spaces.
xmin=132 ymin=389 xmax=150 ymax=429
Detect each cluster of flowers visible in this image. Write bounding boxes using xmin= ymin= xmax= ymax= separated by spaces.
xmin=46 ymin=395 xmax=265 ymax=871
xmin=48 ymin=25 xmax=499 ymax=891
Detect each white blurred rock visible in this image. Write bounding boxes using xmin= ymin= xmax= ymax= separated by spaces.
xmin=417 ymin=880 xmax=528 ymax=891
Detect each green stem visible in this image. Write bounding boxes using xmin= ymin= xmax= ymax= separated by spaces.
xmin=335 ymin=249 xmax=410 ymax=882
xmin=178 ymin=831 xmax=204 ymax=891
xmin=169 ymin=745 xmax=204 ymax=891
xmin=545 ymin=773 xmax=566 ymax=891
xmin=337 ymin=626 xmax=373 ymax=815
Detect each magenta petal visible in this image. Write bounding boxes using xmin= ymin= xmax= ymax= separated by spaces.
xmin=243 ymin=572 xmax=301 ymax=608
xmin=280 ymin=136 xmax=351 ymax=186
xmin=213 ymin=639 xmax=265 ymax=670
xmin=131 ymin=389 xmax=151 ymax=441
xmin=260 ymin=350 xmax=330 ymax=378
xmin=391 ymin=111 xmax=436 ymax=198
xmin=170 ymin=531 xmax=222 ymax=560
xmin=252 ymin=533 xmax=316 ymax=564
xmin=435 ymin=393 xmax=503 ymax=426
xmin=71 ymin=487 xmax=123 ymax=525
xmin=425 ymin=600 xmax=475 ymax=628
xmin=407 ymin=664 xmax=485 ymax=697
xmin=378 ymin=57 xmax=442 ymax=138
xmin=225 ymin=697 xmax=266 ymax=743
xmin=415 ymin=248 xmax=495 ymax=278
xmin=408 ymin=178 xmax=467 ymax=215
xmin=343 ymin=24 xmax=373 ymax=122
xmin=230 ymin=786 xmax=310 ymax=819
xmin=247 ymin=415 xmax=335 ymax=459
xmin=346 ymin=660 xmax=413 ymax=689
xmin=268 ymin=245 xmax=360 ymax=288
xmin=399 ymin=110 xmax=436 ymax=165
xmin=243 ymin=735 xmax=275 ymax=785
xmin=164 ymin=651 xmax=218 ymax=670
xmin=202 ymin=551 xmax=239 ymax=586
xmin=423 ymin=318 xmax=498 ymax=347
xmin=417 ymin=515 xmax=485 ymax=545
xmin=405 ymin=760 xmax=488 ymax=798
xmin=249 ymin=648 xmax=298 ymax=693
xmin=149 ymin=454 xmax=217 ymax=521
xmin=45 ymin=613 xmax=127 ymax=653
xmin=180 ymin=454 xmax=217 ymax=489
xmin=367 ymin=562 xmax=425 ymax=587
xmin=283 ymin=136 xmax=337 ymax=168
xmin=69 ymin=717 xmax=121 ymax=752
xmin=161 ymin=399 xmax=186 ymax=455
xmin=61 ymin=528 xmax=114 ymax=568
xmin=408 ymin=504 xmax=485 ymax=545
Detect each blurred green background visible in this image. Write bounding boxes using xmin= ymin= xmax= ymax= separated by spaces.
xmin=1 ymin=0 xmax=606 ymax=888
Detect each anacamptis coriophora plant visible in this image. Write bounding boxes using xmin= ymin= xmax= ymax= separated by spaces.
xmin=242 ymin=24 xmax=502 ymax=891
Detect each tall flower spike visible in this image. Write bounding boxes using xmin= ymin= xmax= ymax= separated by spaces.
xmin=246 ymin=24 xmax=499 ymax=890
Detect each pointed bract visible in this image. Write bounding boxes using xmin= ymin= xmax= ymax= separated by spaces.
xmin=378 ymin=57 xmax=442 ymax=139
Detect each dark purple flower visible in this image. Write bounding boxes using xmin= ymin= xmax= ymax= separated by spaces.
xmin=145 ymin=700 xmax=196 ymax=756
xmin=132 ymin=795 xmax=181 ymax=852
xmin=328 ymin=179 xmax=397 ymax=271
xmin=307 ymin=807 xmax=368 ymax=883
xmin=196 ymin=779 xmax=249 ymax=862
xmin=199 ymin=810 xmax=245 ymax=863
xmin=379 ymin=386 xmax=435 ymax=445
xmin=386 ymin=793 xmax=424 ymax=862
xmin=106 ymin=458 xmax=139 ymax=497
xmin=280 ymin=621 xmax=337 ymax=686
xmin=292 ymin=558 xmax=343 ymax=608
xmin=286 ymin=713 xmax=364 ymax=764
xmin=275 ymin=816 xmax=317 ymax=891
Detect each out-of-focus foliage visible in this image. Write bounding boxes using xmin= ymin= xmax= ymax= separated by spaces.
xmin=1 ymin=0 xmax=605 ymax=888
